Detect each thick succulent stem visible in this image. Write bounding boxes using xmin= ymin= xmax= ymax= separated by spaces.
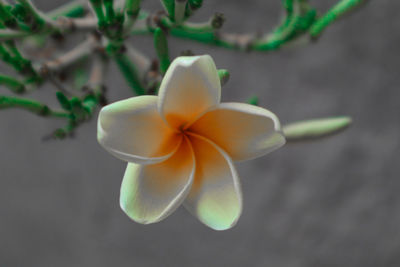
xmin=0 ymin=95 xmax=69 ymax=118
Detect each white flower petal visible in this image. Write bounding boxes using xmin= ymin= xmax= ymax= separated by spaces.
xmin=188 ymin=102 xmax=285 ymax=161
xmin=158 ymin=55 xmax=221 ymax=129
xmin=184 ymin=133 xmax=242 ymax=231
xmin=120 ymin=136 xmax=195 ymax=224
xmin=98 ymin=95 xmax=181 ymax=164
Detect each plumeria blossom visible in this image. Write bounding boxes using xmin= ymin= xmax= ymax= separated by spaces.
xmin=97 ymin=55 xmax=285 ymax=230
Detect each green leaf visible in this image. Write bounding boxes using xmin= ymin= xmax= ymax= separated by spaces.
xmin=283 ymin=116 xmax=352 ymax=141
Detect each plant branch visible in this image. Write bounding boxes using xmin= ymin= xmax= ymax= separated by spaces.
xmin=112 ymin=46 xmax=146 ymax=95
xmin=153 ymin=27 xmax=170 ymax=75
xmin=48 ymin=0 xmax=87 ymax=19
xmin=131 ymin=0 xmax=366 ymax=51
xmin=309 ymin=0 xmax=368 ymax=39
xmin=0 ymin=95 xmax=69 ymax=118
xmin=38 ymin=36 xmax=96 ymax=76
xmin=124 ymin=43 xmax=151 ymax=80
xmin=0 ymin=74 xmax=25 ymax=94
xmin=0 ymin=29 xmax=30 ymax=41
xmin=15 ymin=0 xmax=59 ymax=32
xmin=124 ymin=0 xmax=141 ymax=34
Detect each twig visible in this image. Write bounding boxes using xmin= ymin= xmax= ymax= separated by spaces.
xmin=174 ymin=0 xmax=187 ymax=25
xmin=85 ymin=53 xmax=108 ymax=93
xmin=0 ymin=95 xmax=69 ymax=118
xmin=48 ymin=0 xmax=87 ymax=19
xmin=0 ymin=29 xmax=30 ymax=41
xmin=131 ymin=0 xmax=365 ymax=52
xmin=124 ymin=43 xmax=151 ymax=80
xmin=0 ymin=74 xmax=25 ymax=94
xmin=38 ymin=37 xmax=96 ymax=76
xmin=153 ymin=27 xmax=170 ymax=74
xmin=124 ymin=0 xmax=142 ymax=34
xmin=47 ymin=74 xmax=75 ymax=96
xmin=309 ymin=0 xmax=368 ymax=39
xmin=56 ymin=17 xmax=98 ymax=32
xmin=113 ymin=48 xmax=146 ymax=95
xmin=16 ymin=0 xmax=59 ymax=32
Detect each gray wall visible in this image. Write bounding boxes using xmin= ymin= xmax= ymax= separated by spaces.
xmin=1 ymin=1 xmax=399 ymax=266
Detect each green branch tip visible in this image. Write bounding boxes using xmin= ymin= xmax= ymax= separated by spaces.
xmin=283 ymin=116 xmax=352 ymax=142
xmin=247 ymin=96 xmax=259 ymax=106
xmin=310 ymin=0 xmax=368 ymax=39
xmin=56 ymin=91 xmax=72 ymax=111
xmin=217 ymin=69 xmax=229 ymax=86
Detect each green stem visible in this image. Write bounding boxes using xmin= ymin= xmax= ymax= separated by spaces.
xmin=103 ymin=0 xmax=115 ymax=24
xmin=124 ymin=0 xmax=141 ymax=34
xmin=174 ymin=0 xmax=187 ymax=25
xmin=0 ymin=95 xmax=69 ymax=118
xmin=0 ymin=43 xmax=37 ymax=78
xmin=16 ymin=0 xmax=56 ymax=32
xmin=160 ymin=0 xmax=175 ymax=20
xmin=89 ymin=0 xmax=107 ymax=29
xmin=5 ymin=40 xmax=22 ymax=58
xmin=130 ymin=0 xmax=364 ymax=52
xmin=310 ymin=0 xmax=367 ymax=38
xmin=0 ymin=74 xmax=25 ymax=93
xmin=113 ymin=49 xmax=145 ymax=95
xmin=48 ymin=0 xmax=86 ymax=19
xmin=125 ymin=0 xmax=141 ymax=16
xmin=0 ymin=1 xmax=18 ymax=28
xmin=251 ymin=0 xmax=317 ymax=50
xmin=153 ymin=27 xmax=170 ymax=75
xmin=0 ymin=29 xmax=30 ymax=41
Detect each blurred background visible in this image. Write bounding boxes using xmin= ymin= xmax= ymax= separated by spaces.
xmin=1 ymin=0 xmax=399 ymax=266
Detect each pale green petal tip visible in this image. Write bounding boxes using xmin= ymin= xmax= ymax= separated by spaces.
xmin=283 ymin=116 xmax=352 ymax=141
xmin=120 ymin=192 xmax=156 ymax=225
xmin=197 ymin=199 xmax=241 ymax=231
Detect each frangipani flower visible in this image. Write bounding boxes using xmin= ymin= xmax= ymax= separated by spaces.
xmin=97 ymin=55 xmax=285 ymax=230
